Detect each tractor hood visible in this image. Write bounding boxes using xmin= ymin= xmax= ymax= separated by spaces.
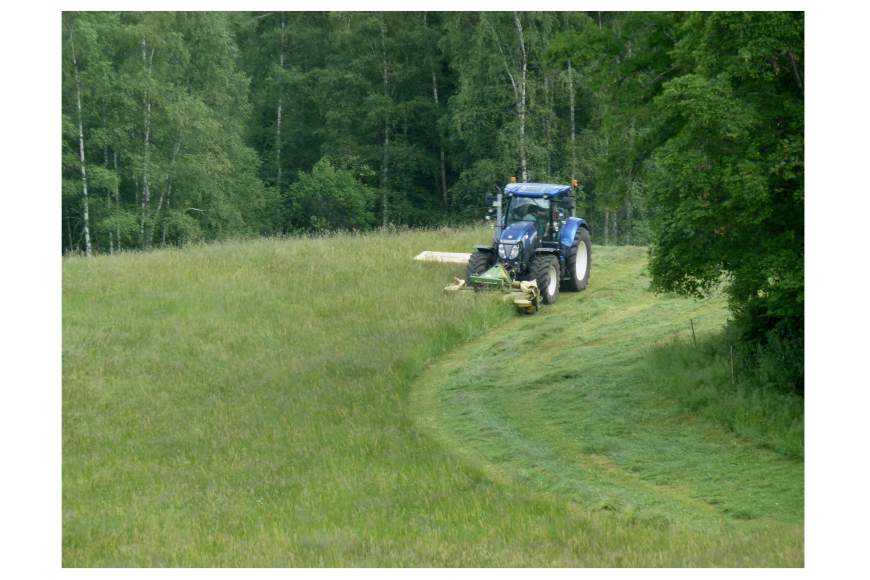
xmin=500 ymin=221 xmax=537 ymax=246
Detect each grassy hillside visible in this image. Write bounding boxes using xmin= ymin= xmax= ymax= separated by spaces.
xmin=63 ymin=228 xmax=802 ymax=566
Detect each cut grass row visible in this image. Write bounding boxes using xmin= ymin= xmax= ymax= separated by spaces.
xmin=411 ymin=244 xmax=803 ymax=565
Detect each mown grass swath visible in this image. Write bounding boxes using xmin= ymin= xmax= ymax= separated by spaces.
xmin=63 ymin=228 xmax=802 ymax=566
xmin=413 ymin=246 xmax=802 ymax=538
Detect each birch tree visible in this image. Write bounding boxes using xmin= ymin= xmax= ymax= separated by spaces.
xmin=69 ymin=27 xmax=93 ymax=256
xmin=274 ymin=14 xmax=286 ymax=192
xmin=485 ymin=12 xmax=530 ymax=182
xmin=423 ymin=12 xmax=449 ymax=211
xmin=139 ymin=38 xmax=154 ymax=249
xmin=378 ymin=15 xmax=391 ymax=226
xmin=567 ymin=58 xmax=576 ymax=181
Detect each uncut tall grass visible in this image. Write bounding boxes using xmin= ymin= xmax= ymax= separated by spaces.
xmin=64 ymin=227 xmax=509 ymax=565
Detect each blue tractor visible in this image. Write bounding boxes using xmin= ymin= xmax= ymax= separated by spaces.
xmin=467 ymin=182 xmax=591 ymax=306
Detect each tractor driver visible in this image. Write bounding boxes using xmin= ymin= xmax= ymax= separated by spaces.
xmin=510 ymin=199 xmax=551 ymax=238
xmin=525 ymin=202 xmax=551 ymax=237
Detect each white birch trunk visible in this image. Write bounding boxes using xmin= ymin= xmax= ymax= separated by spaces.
xmin=488 ymin=14 xmax=526 ymax=181
xmin=789 ymin=51 xmax=803 ymax=95
xmin=432 ymin=69 xmax=449 ymax=210
xmin=107 ymin=191 xmax=113 ymax=254
xmin=612 ymin=210 xmax=619 ymax=245
xmin=154 ymin=141 xmax=180 ymax=247
xmin=275 ymin=15 xmax=286 ymax=192
xmin=424 ymin=14 xmax=449 ymax=211
xmin=113 ymin=151 xmax=121 ymax=251
xmin=70 ymin=32 xmax=92 ymax=256
xmin=380 ymin=17 xmax=390 ymax=227
xmin=568 ymin=58 xmax=576 ymax=182
xmin=275 ymin=104 xmax=282 ymax=188
xmin=544 ymin=74 xmax=552 ymax=178
xmin=101 ymin=108 xmax=113 ymax=254
xmin=439 ymin=145 xmax=448 ymax=210
xmin=139 ymin=40 xmax=154 ymax=249
xmin=514 ymin=13 xmax=528 ymax=182
xmin=161 ymin=201 xmax=169 ymax=247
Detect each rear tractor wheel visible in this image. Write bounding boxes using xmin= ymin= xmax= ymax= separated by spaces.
xmin=563 ymin=227 xmax=591 ymax=291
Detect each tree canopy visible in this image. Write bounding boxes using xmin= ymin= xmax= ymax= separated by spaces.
xmin=62 ymin=11 xmax=804 ymax=389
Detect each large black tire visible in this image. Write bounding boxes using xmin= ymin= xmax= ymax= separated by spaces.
xmin=562 ymin=227 xmax=591 ymax=291
xmin=530 ymin=254 xmax=560 ymax=305
xmin=467 ymin=250 xmax=495 ymax=280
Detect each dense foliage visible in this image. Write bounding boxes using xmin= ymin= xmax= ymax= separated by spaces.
xmin=62 ymin=11 xmax=803 ymax=390
xmin=642 ymin=13 xmax=804 ymax=390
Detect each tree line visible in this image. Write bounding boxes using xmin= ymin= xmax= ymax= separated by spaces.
xmin=60 ymin=11 xmax=670 ymax=253
xmin=63 ymin=11 xmax=803 ymax=390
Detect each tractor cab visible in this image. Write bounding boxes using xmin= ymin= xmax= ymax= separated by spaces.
xmin=502 ymin=182 xmax=574 ymax=244
xmin=506 ymin=196 xmax=550 ymax=238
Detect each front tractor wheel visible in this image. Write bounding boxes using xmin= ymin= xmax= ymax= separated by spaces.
xmin=530 ymin=254 xmax=560 ymax=305
xmin=467 ymin=250 xmax=495 ymax=280
xmin=563 ymin=227 xmax=591 ymax=291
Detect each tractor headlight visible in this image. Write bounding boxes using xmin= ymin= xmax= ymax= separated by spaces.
xmin=499 ymin=243 xmax=521 ymax=260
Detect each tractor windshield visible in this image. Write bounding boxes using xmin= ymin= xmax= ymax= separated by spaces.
xmin=507 ymin=197 xmax=550 ymax=224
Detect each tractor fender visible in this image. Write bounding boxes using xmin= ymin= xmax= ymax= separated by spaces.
xmin=473 ymin=244 xmax=496 ymax=253
xmin=560 ymin=217 xmax=589 ymax=253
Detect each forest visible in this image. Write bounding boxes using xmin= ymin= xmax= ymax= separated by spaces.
xmin=62 ymin=11 xmax=804 ymax=390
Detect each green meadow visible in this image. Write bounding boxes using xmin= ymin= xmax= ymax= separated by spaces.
xmin=63 ymin=227 xmax=802 ymax=566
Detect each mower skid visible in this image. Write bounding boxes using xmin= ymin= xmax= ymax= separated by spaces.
xmin=443 ymin=277 xmax=467 ymax=292
xmin=505 ymin=280 xmax=541 ymax=314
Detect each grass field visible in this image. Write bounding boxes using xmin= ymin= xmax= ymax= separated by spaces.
xmin=63 ymin=227 xmax=803 ymax=566
xmin=412 ymin=245 xmax=803 ymax=538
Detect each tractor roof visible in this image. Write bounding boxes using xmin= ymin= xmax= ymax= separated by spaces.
xmin=504 ymin=182 xmax=572 ymax=198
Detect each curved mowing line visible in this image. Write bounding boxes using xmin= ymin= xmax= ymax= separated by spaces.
xmin=410 ymin=246 xmax=803 ymax=533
